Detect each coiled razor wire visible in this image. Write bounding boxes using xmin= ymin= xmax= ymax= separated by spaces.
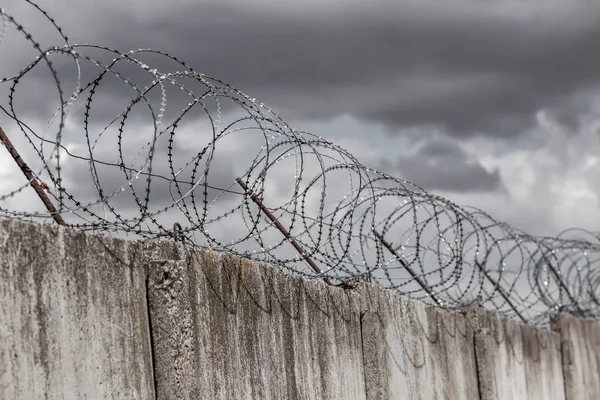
xmin=1 ymin=1 xmax=600 ymax=327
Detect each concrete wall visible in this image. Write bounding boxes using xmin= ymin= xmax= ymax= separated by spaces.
xmin=360 ymin=286 xmax=479 ymax=399
xmin=552 ymin=314 xmax=600 ymax=400
xmin=470 ymin=309 xmax=565 ymax=400
xmin=145 ymin=246 xmax=366 ymax=400
xmin=0 ymin=217 xmax=599 ymax=399
xmin=0 ymin=218 xmax=154 ymax=399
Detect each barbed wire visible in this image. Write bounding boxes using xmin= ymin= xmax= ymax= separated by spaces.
xmin=1 ymin=0 xmax=599 ymax=327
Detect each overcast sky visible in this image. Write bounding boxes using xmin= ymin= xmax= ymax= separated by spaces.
xmin=2 ymin=0 xmax=600 ymax=239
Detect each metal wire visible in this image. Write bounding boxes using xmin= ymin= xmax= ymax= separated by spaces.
xmin=1 ymin=1 xmax=599 ymax=327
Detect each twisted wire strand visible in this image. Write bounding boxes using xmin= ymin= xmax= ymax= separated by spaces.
xmin=1 ymin=1 xmax=599 ymax=327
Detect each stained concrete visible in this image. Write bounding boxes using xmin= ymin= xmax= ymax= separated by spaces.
xmin=144 ymin=241 xmax=366 ymax=400
xmin=0 ymin=218 xmax=154 ymax=399
xmin=471 ymin=309 xmax=565 ymax=400
xmin=360 ymin=285 xmax=480 ymax=399
xmin=2 ymin=217 xmax=600 ymax=399
xmin=552 ymin=314 xmax=600 ymax=400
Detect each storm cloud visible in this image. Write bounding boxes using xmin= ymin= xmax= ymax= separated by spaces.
xmin=2 ymin=0 xmax=600 ymax=237
xmin=4 ymin=0 xmax=600 ymax=137
xmin=382 ymin=136 xmax=503 ymax=192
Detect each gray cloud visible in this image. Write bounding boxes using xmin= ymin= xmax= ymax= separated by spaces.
xmin=4 ymin=0 xmax=600 ymax=139
xmin=77 ymin=2 xmax=600 ymax=137
xmin=381 ymin=136 xmax=503 ymax=193
xmin=2 ymin=0 xmax=600 ymax=240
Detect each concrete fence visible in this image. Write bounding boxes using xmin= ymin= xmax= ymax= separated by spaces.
xmin=1 ymin=217 xmax=599 ymax=399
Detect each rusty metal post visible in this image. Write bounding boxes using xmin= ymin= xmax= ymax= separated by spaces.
xmin=0 ymin=127 xmax=66 ymax=226
xmin=236 ymin=178 xmax=334 ymax=286
xmin=474 ymin=261 xmax=528 ymax=323
xmin=374 ymin=230 xmax=444 ymax=307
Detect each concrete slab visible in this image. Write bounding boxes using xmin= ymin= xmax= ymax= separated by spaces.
xmin=471 ymin=309 xmax=565 ymax=400
xmin=360 ymin=285 xmax=479 ymax=399
xmin=552 ymin=314 xmax=600 ymax=400
xmin=145 ymin=242 xmax=366 ymax=400
xmin=0 ymin=218 xmax=154 ymax=399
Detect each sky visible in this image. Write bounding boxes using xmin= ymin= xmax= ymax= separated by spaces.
xmin=2 ymin=0 xmax=600 ymax=241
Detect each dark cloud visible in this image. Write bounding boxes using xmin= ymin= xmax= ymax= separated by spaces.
xmin=79 ymin=2 xmax=600 ymax=137
xmin=1 ymin=0 xmax=599 ymax=239
xmin=4 ymin=0 xmax=600 ymax=139
xmin=381 ymin=136 xmax=503 ymax=193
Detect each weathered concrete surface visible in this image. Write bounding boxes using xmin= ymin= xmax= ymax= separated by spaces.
xmin=552 ymin=314 xmax=600 ymax=400
xmin=361 ymin=286 xmax=480 ymax=399
xmin=0 ymin=218 xmax=154 ymax=399
xmin=145 ymin=242 xmax=366 ymax=400
xmin=5 ymin=216 xmax=600 ymax=400
xmin=471 ymin=309 xmax=565 ymax=400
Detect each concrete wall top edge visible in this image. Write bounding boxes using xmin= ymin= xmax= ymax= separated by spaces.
xmin=1 ymin=216 xmax=579 ymax=333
